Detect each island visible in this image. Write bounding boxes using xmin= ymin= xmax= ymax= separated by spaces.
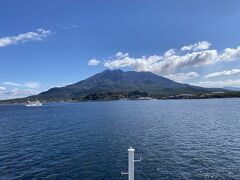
xmin=1 ymin=69 xmax=240 ymax=104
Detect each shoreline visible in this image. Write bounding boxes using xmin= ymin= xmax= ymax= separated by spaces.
xmin=1 ymin=96 xmax=240 ymax=105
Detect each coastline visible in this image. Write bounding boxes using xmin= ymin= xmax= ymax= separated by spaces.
xmin=1 ymin=94 xmax=240 ymax=105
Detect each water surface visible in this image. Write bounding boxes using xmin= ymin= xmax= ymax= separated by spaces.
xmin=1 ymin=99 xmax=240 ymax=179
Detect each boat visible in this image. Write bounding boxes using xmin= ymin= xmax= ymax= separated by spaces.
xmin=137 ymin=97 xmax=152 ymax=100
xmin=25 ymin=100 xmax=42 ymax=107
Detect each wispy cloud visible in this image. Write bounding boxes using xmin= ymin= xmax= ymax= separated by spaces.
xmin=0 ymin=29 xmax=50 ymax=47
xmin=0 ymin=81 xmax=74 ymax=100
xmin=0 ymin=88 xmax=39 ymax=100
xmin=88 ymin=58 xmax=100 ymax=66
xmin=24 ymin=82 xmax=40 ymax=88
xmin=3 ymin=82 xmax=21 ymax=86
xmin=8 ymin=88 xmax=37 ymax=96
xmin=3 ymin=81 xmax=40 ymax=88
xmin=205 ymin=69 xmax=240 ymax=78
xmin=0 ymin=81 xmax=43 ymax=100
xmin=194 ymin=80 xmax=240 ymax=88
xmin=56 ymin=23 xmax=78 ymax=29
xmin=164 ymin=72 xmax=199 ymax=83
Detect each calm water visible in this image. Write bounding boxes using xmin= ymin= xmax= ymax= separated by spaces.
xmin=1 ymin=99 xmax=240 ymax=180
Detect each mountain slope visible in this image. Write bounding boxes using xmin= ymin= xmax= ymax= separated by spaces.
xmin=35 ymin=69 xmax=222 ymax=101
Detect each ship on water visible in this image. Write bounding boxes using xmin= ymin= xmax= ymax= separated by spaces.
xmin=25 ymin=100 xmax=42 ymax=107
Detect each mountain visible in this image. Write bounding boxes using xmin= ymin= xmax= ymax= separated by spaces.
xmin=31 ymin=69 xmax=223 ymax=101
xmin=0 ymin=69 xmax=228 ymax=103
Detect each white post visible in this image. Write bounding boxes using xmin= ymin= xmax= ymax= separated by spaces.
xmin=121 ymin=147 xmax=141 ymax=180
xmin=128 ymin=147 xmax=135 ymax=180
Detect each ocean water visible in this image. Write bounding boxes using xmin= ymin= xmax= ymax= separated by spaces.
xmin=1 ymin=99 xmax=240 ymax=180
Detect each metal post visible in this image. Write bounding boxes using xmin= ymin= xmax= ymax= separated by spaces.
xmin=128 ymin=147 xmax=135 ymax=180
xmin=121 ymin=147 xmax=141 ymax=180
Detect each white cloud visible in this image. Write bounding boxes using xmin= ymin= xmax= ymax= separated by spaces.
xmin=0 ymin=81 xmax=42 ymax=99
xmin=0 ymin=28 xmax=50 ymax=47
xmin=193 ymin=79 xmax=240 ymax=88
xmin=164 ymin=72 xmax=199 ymax=83
xmin=157 ymin=50 xmax=217 ymax=74
xmin=164 ymin=49 xmax=176 ymax=57
xmin=116 ymin=52 xmax=129 ymax=58
xmin=104 ymin=49 xmax=218 ymax=74
xmin=205 ymin=69 xmax=240 ymax=78
xmin=88 ymin=58 xmax=100 ymax=66
xmin=181 ymin=41 xmax=211 ymax=51
xmin=218 ymin=46 xmax=240 ymax=61
xmin=9 ymin=88 xmax=35 ymax=96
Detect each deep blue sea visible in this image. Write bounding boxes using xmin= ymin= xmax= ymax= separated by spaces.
xmin=1 ymin=99 xmax=240 ymax=180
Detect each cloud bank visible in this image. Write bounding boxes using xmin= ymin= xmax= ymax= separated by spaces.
xmin=92 ymin=42 xmax=240 ymax=75
xmin=104 ymin=50 xmax=218 ymax=74
xmin=0 ymin=29 xmax=50 ymax=47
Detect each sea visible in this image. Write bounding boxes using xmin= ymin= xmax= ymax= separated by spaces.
xmin=1 ymin=99 xmax=240 ymax=179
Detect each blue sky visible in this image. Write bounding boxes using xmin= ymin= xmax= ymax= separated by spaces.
xmin=1 ymin=0 xmax=240 ymax=99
